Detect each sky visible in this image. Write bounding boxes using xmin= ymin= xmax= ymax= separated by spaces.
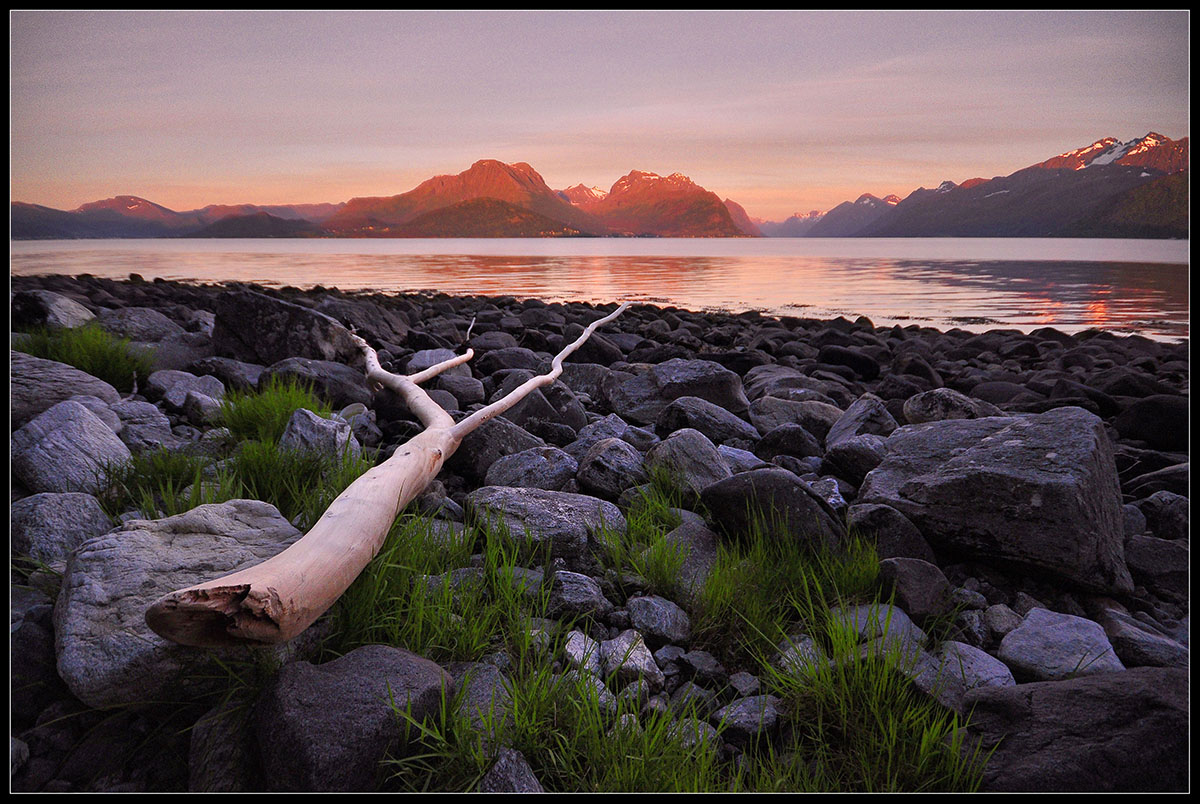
xmin=9 ymin=9 xmax=1190 ymax=222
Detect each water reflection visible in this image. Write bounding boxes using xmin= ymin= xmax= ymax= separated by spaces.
xmin=9 ymin=242 xmax=1189 ymax=341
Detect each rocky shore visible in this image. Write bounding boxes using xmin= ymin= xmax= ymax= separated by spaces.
xmin=10 ymin=273 xmax=1189 ymax=792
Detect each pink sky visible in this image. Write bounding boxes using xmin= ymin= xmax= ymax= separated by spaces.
xmin=9 ymin=10 xmax=1189 ymax=222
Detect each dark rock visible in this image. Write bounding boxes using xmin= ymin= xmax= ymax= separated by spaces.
xmin=1111 ymin=395 xmax=1188 ymax=451
xmin=964 ymin=667 xmax=1188 ymax=792
xmin=643 ymin=428 xmax=733 ymax=501
xmin=822 ymin=433 xmax=887 ymax=486
xmin=857 ymin=407 xmax=1133 ymax=595
xmin=846 ymin=503 xmax=937 ymax=563
xmin=1122 ymin=535 xmax=1188 ymax=603
xmin=656 ymin=396 xmax=760 ymax=445
xmin=701 ymin=467 xmax=844 ymax=550
xmin=753 ymin=423 xmax=822 ymax=462
xmin=608 ymin=358 xmax=750 ymax=426
xmin=825 ymin=393 xmax=897 ymax=448
xmin=254 ymin=644 xmax=451 ymax=792
xmin=478 ymin=748 xmax=544 ymax=793
xmin=877 ymin=557 xmax=952 ymax=623
xmin=12 ymin=288 xmax=96 ymax=329
xmin=212 ymin=289 xmax=360 ymax=366
xmin=188 ymin=356 xmax=265 ymax=391
xmin=902 ymin=387 xmax=1003 ymax=423
xmin=448 ymin=417 xmax=545 ymax=482
xmin=484 ymin=446 xmax=578 ymax=491
xmin=576 ymin=437 xmax=648 ymax=500
xmin=817 ymin=345 xmax=879 ymax=380
xmin=626 ymin=595 xmax=691 ymax=647
xmin=1134 ymin=490 xmax=1189 ymax=542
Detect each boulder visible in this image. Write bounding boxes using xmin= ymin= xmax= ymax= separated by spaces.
xmin=608 ymin=359 xmax=749 ymax=426
xmin=53 ymin=500 xmax=313 ymax=708
xmin=11 ymin=351 xmax=122 ymax=429
xmin=448 ymin=417 xmax=545 ymax=482
xmin=188 ymin=356 xmax=266 ymax=392
xmin=97 ymin=307 xmax=186 ymax=343
xmin=825 ymin=393 xmax=897 ymax=448
xmin=11 ymin=289 xmax=96 ymax=330
xmin=484 ymin=446 xmax=578 ymax=491
xmin=146 ymin=369 xmax=226 ymax=411
xmin=964 ymin=667 xmax=1188 ymax=792
xmin=1122 ymin=534 xmax=1188 ymax=603
xmin=212 ymin=289 xmax=361 ymax=366
xmin=877 ymin=557 xmax=952 ymax=623
xmin=316 ymin=296 xmax=410 ymax=345
xmin=599 ymin=630 xmax=664 ymax=692
xmin=11 ymin=492 xmax=112 ymax=571
xmin=710 ymin=695 xmax=783 ymax=747
xmin=479 ymin=748 xmax=544 ymax=793
xmin=643 ymin=428 xmax=732 ymax=501
xmin=546 ymin=570 xmax=615 ymax=621
xmin=753 ymin=423 xmax=822 ymax=462
xmin=466 ymin=486 xmax=625 ymax=573
xmin=905 ymin=641 xmax=1015 ymax=714
xmin=576 ymin=437 xmax=648 ymax=499
xmin=700 ymin=467 xmax=844 ymax=550
xmin=655 ymin=396 xmax=760 ymax=445
xmin=748 ymin=397 xmax=843 ymax=444
xmin=902 ymin=387 xmax=1003 ymax=424
xmin=278 ymin=407 xmax=361 ymax=460
xmin=1111 ymin=395 xmax=1188 ymax=452
xmin=857 ymin=407 xmax=1133 ymax=594
xmin=12 ymin=399 xmax=132 ymax=495
xmin=254 ymin=644 xmax=451 ymax=792
xmin=996 ymin=607 xmax=1125 ymax=681
xmin=110 ymin=399 xmax=176 ymax=453
xmin=845 ymin=503 xmax=937 ymax=563
xmin=626 ymin=595 xmax=691 ymax=647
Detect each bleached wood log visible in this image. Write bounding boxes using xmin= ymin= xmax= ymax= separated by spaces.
xmin=145 ymin=302 xmax=630 ymax=647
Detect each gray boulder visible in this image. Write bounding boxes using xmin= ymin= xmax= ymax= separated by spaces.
xmin=711 ymin=695 xmax=782 ymax=747
xmin=11 ymin=289 xmax=95 ymax=330
xmin=53 ymin=500 xmax=312 ymax=708
xmin=626 ymin=595 xmax=691 ymax=647
xmin=449 ymin=417 xmax=546 ymax=482
xmin=964 ymin=667 xmax=1188 ymax=791
xmin=259 ymin=357 xmax=371 ymax=409
xmin=608 ymin=359 xmax=749 ymax=426
xmin=822 ymin=433 xmax=887 ymax=486
xmin=254 ymin=644 xmax=451 ymax=792
xmin=188 ymin=356 xmax=266 ymax=392
xmin=467 ymin=486 xmax=625 ymax=573
xmin=11 ymin=351 xmax=122 ymax=429
xmin=11 ymin=492 xmax=112 ymax=571
xmin=110 ymin=399 xmax=177 ymax=453
xmin=146 ymin=369 xmax=226 ymax=411
xmin=278 ymin=408 xmax=361 ymax=460
xmin=825 ymin=393 xmax=897 ymax=448
xmin=484 ymin=446 xmax=578 ymax=491
xmin=547 ymin=571 xmax=615 ymax=621
xmin=845 ymin=503 xmax=936 ymax=563
xmin=12 ymin=399 xmax=132 ymax=494
xmin=857 ymin=407 xmax=1133 ymax=594
xmin=576 ymin=437 xmax=648 ymax=499
xmin=1094 ymin=607 xmax=1189 ymax=668
xmin=643 ymin=428 xmax=732 ymax=501
xmin=748 ymin=396 xmax=843 ymax=444
xmin=877 ymin=557 xmax=952 ymax=623
xmin=599 ymin=630 xmax=665 ymax=692
xmin=479 ymin=747 xmax=544 ymax=793
xmin=906 ymin=641 xmax=1015 ymax=714
xmin=997 ymin=607 xmax=1125 ymax=681
xmin=1122 ymin=534 xmax=1188 ymax=603
xmin=902 ymin=387 xmax=1003 ymax=424
xmin=97 ymin=307 xmax=186 ymax=343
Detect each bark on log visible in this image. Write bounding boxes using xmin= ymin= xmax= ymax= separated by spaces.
xmin=145 ymin=302 xmax=630 ymax=647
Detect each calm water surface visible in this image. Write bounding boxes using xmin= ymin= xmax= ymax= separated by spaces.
xmin=9 ymin=237 xmax=1190 ymax=341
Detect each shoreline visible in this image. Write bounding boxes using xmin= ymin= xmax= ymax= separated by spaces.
xmin=9 ymin=269 xmax=1191 ymax=345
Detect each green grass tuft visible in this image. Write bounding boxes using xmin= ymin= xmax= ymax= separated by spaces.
xmin=14 ymin=324 xmax=156 ymax=393
xmin=219 ymin=376 xmax=333 ymax=443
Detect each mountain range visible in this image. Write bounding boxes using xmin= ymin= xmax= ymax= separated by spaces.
xmin=10 ymin=132 xmax=1188 ymax=239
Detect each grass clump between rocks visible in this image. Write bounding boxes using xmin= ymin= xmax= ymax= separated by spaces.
xmin=218 ymin=375 xmax=333 ymax=443
xmin=13 ymin=323 xmax=156 ymax=393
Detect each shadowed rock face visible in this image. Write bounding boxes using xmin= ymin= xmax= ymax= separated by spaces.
xmin=857 ymin=407 xmax=1132 ymax=594
xmin=212 ymin=289 xmax=361 ymax=367
xmin=964 ymin=667 xmax=1189 ymax=792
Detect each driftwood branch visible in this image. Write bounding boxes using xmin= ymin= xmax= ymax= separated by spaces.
xmin=145 ymin=302 xmax=630 ymax=647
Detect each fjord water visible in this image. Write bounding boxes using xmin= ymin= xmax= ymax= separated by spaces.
xmin=10 ymin=237 xmax=1189 ymax=341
